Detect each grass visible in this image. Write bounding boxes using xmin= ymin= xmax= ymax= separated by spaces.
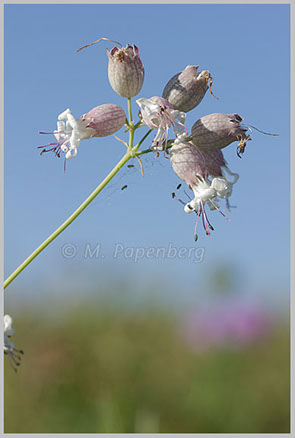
xmin=4 ymin=305 xmax=290 ymax=433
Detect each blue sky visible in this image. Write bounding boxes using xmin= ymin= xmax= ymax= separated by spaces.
xmin=4 ymin=4 xmax=290 ymax=310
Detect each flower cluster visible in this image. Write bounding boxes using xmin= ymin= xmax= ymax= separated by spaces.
xmin=37 ymin=37 xmax=273 ymax=239
xmin=156 ymin=64 xmax=245 ymax=239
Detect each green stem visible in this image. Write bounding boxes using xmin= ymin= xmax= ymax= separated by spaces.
xmin=4 ymin=99 xmax=154 ymax=290
xmin=136 ymin=147 xmax=153 ymax=157
xmin=136 ymin=138 xmax=173 ymax=157
xmin=127 ymin=97 xmax=132 ymax=124
xmin=134 ymin=129 xmax=153 ymax=152
xmin=127 ymin=97 xmax=135 ymax=150
xmin=4 ymin=150 xmax=132 ymax=289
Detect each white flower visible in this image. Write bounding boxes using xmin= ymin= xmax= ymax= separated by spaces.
xmin=4 ymin=314 xmax=23 ymax=372
xmin=211 ymin=165 xmax=239 ymax=199
xmin=182 ymin=179 xmax=230 ymax=240
xmin=136 ymin=96 xmax=187 ymax=150
xmin=39 ymin=108 xmax=96 ymax=160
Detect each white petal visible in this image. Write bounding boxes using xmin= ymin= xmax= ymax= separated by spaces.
xmin=136 ymin=98 xmax=160 ymax=117
xmin=4 ymin=314 xmax=13 ymax=331
xmin=65 ymin=148 xmax=78 ymax=159
xmin=222 ymin=165 xmax=239 ymax=184
xmin=212 ymin=177 xmax=232 ymax=199
xmin=58 ymin=108 xmax=71 ymax=121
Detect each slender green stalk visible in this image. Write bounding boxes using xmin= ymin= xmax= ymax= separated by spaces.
xmin=127 ymin=97 xmax=132 ymax=124
xmin=136 ymin=139 xmax=173 ymax=157
xmin=4 ymin=151 xmax=132 ymax=289
xmin=134 ymin=129 xmax=153 ymax=152
xmin=4 ymin=96 xmax=155 ymax=289
xmin=127 ymin=97 xmax=135 ymax=150
xmin=136 ymin=147 xmax=153 ymax=157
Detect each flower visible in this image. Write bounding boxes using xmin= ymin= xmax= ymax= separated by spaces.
xmin=107 ymin=44 xmax=144 ymax=98
xmin=136 ymin=97 xmax=187 ymax=150
xmin=170 ymin=141 xmax=230 ymax=239
xmin=162 ymin=65 xmax=214 ymax=112
xmin=181 ymin=301 xmax=272 ymax=351
xmin=38 ymin=105 xmax=126 ymax=161
xmin=191 ymin=113 xmax=249 ymax=154
xmin=4 ymin=315 xmax=23 ymax=372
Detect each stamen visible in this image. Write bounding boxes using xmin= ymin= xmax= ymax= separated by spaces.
xmin=203 ymin=207 xmax=214 ymax=230
xmin=201 ymin=201 xmax=210 ymax=236
xmin=37 ymin=143 xmax=59 ymax=149
xmin=172 ymin=192 xmax=187 ymax=206
xmin=7 ymin=354 xmax=18 ymax=372
xmin=194 ymin=208 xmax=201 ymax=241
xmin=209 ymin=199 xmax=231 ymax=221
xmin=13 ymin=348 xmax=24 ymax=355
xmin=184 ymin=190 xmax=191 ymax=201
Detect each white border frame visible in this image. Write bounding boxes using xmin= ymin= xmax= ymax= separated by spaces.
xmin=0 ymin=1 xmax=293 ymax=437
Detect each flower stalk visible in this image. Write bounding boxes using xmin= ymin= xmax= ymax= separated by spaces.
xmin=4 ymin=99 xmax=153 ymax=290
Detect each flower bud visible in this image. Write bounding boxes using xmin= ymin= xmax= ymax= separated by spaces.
xmin=162 ymin=65 xmax=212 ymax=112
xmin=81 ymin=104 xmax=126 ymax=137
xmin=170 ymin=141 xmax=207 ymax=186
xmin=191 ymin=113 xmax=248 ymax=151
xmin=107 ymin=44 xmax=144 ymax=98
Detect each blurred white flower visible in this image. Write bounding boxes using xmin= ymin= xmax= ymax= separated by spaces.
xmin=4 ymin=314 xmax=23 ymax=372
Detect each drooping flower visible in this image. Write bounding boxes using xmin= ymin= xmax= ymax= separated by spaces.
xmin=136 ymin=97 xmax=187 ymax=150
xmin=162 ymin=65 xmax=215 ymax=112
xmin=107 ymin=44 xmax=144 ymax=98
xmin=170 ymin=141 xmax=230 ymax=240
xmin=4 ymin=315 xmax=23 ymax=372
xmin=191 ymin=113 xmax=249 ymax=155
xmin=38 ymin=105 xmax=126 ymax=161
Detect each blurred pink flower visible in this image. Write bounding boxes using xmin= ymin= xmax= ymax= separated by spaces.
xmin=181 ymin=301 xmax=272 ymax=351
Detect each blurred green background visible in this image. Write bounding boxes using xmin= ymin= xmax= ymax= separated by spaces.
xmin=5 ymin=279 xmax=290 ymax=433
